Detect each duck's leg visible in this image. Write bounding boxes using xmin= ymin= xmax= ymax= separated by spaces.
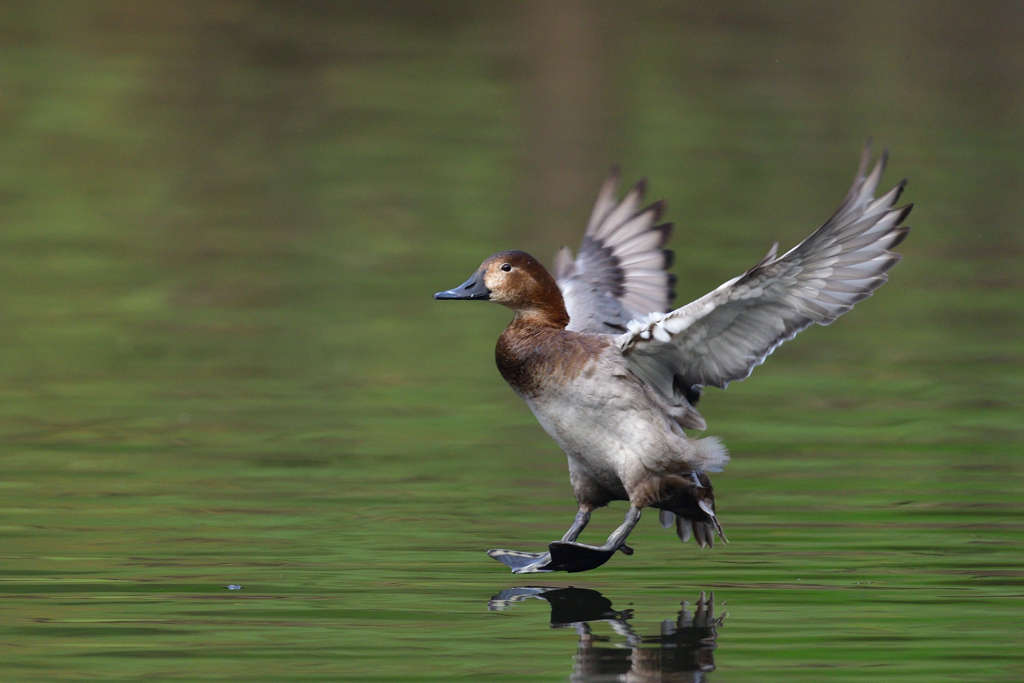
xmin=488 ymin=508 xmax=592 ymax=574
xmin=545 ymin=507 xmax=642 ymax=573
xmin=560 ymin=507 xmax=635 ymax=555
xmin=557 ymin=508 xmax=632 ymax=552
xmin=560 ymin=508 xmax=591 ymax=542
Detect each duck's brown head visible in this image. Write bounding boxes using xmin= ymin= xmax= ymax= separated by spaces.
xmin=434 ymin=250 xmax=569 ymax=328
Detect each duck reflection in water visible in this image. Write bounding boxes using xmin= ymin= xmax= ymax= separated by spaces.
xmin=489 ymin=587 xmax=725 ymax=681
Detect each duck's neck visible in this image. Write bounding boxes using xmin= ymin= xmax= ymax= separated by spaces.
xmin=510 ymin=304 xmax=570 ymax=330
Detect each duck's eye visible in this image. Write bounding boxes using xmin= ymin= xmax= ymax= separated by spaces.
xmin=500 ymin=263 xmax=512 ymax=272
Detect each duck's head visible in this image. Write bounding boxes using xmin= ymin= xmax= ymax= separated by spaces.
xmin=434 ymin=250 xmax=569 ymax=327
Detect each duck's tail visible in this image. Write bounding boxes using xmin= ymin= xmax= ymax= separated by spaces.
xmin=654 ymin=471 xmax=727 ymax=549
xmin=693 ymin=435 xmax=729 ymax=473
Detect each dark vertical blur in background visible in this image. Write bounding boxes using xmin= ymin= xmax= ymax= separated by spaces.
xmin=0 ymin=2 xmax=1021 ymax=680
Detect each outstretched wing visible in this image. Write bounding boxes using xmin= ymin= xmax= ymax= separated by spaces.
xmin=619 ymin=145 xmax=911 ymax=408
xmin=555 ymin=168 xmax=676 ymax=334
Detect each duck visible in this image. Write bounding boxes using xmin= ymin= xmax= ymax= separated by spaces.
xmin=435 ymin=144 xmax=911 ymax=573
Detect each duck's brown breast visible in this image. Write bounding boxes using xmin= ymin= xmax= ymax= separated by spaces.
xmin=495 ymin=323 xmax=611 ymax=397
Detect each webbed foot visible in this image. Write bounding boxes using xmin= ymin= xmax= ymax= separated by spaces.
xmin=545 ymin=541 xmax=618 ymax=573
xmin=488 ymin=541 xmax=633 ymax=573
xmin=487 ymin=549 xmax=554 ymax=573
xmin=489 ymin=507 xmax=641 ymax=573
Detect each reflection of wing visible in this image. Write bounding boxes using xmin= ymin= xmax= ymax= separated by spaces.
xmin=555 ymin=169 xmax=676 ymax=334
xmin=620 ymin=146 xmax=911 ymax=407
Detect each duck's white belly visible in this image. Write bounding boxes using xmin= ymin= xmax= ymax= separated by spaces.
xmin=521 ymin=372 xmax=674 ymax=493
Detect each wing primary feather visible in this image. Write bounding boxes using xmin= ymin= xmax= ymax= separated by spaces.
xmin=560 ymin=170 xmax=677 ymax=333
xmin=595 ymin=178 xmax=648 ymax=240
xmin=585 ymin=166 xmax=621 ymax=236
xmin=619 ymin=144 xmax=910 ymax=399
xmin=554 ymin=245 xmax=575 ymax=279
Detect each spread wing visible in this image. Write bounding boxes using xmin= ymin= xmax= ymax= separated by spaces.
xmin=555 ymin=168 xmax=676 ymax=334
xmin=619 ymin=145 xmax=911 ymax=410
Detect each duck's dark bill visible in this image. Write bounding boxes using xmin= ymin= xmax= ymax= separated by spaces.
xmin=434 ymin=272 xmax=490 ymax=300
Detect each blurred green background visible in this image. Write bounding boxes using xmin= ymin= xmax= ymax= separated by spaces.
xmin=0 ymin=1 xmax=1021 ymax=680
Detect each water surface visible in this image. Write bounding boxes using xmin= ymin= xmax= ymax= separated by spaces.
xmin=0 ymin=2 xmax=1022 ymax=680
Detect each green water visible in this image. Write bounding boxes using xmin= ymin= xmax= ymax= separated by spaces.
xmin=1 ymin=2 xmax=1022 ymax=680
